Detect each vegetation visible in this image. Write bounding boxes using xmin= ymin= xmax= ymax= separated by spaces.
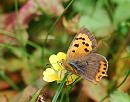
xmin=0 ymin=0 xmax=130 ymax=102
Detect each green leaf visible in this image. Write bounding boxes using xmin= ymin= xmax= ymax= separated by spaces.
xmin=73 ymin=0 xmax=115 ymax=37
xmin=79 ymin=7 xmax=114 ymax=37
xmin=112 ymin=0 xmax=130 ymax=4
xmin=113 ymin=2 xmax=130 ymax=25
xmin=73 ymin=0 xmax=95 ymax=15
xmin=52 ymin=74 xmax=68 ymax=102
xmin=110 ymin=90 xmax=130 ymax=102
xmin=30 ymin=91 xmax=39 ymax=102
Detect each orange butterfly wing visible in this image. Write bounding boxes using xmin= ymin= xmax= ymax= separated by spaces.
xmin=67 ymin=27 xmax=97 ymax=62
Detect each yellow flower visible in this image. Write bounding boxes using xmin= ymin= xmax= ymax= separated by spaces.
xmin=43 ymin=52 xmax=78 ymax=85
xmin=43 ymin=68 xmax=59 ymax=82
xmin=66 ymin=74 xmax=78 ymax=85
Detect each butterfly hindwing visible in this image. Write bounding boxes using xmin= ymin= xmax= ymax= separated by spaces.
xmin=68 ymin=53 xmax=108 ymax=82
xmin=67 ymin=27 xmax=97 ymax=62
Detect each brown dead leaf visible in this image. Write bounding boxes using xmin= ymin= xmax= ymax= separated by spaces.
xmin=63 ymin=14 xmax=80 ymax=34
xmin=81 ymin=79 xmax=109 ymax=102
xmin=0 ymin=90 xmax=17 ymax=101
xmin=11 ymin=78 xmax=47 ymax=102
xmin=1 ymin=0 xmax=64 ymax=31
xmin=0 ymin=95 xmax=8 ymax=102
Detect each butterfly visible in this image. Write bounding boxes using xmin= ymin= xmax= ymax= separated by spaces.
xmin=61 ymin=27 xmax=108 ymax=83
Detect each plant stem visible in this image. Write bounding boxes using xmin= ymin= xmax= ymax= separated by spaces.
xmin=52 ymin=74 xmax=68 ymax=102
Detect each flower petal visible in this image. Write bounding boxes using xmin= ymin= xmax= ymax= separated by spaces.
xmin=57 ymin=52 xmax=66 ymax=61
xmin=66 ymin=74 xmax=78 ymax=85
xmin=49 ymin=54 xmax=63 ymax=71
xmin=57 ymin=69 xmax=67 ymax=82
xmin=43 ymin=68 xmax=59 ymax=82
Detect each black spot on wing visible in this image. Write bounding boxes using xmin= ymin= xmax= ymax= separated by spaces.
xmin=82 ymin=38 xmax=85 ymax=40
xmin=74 ymin=44 xmax=79 ymax=47
xmin=103 ymin=68 xmax=106 ymax=70
xmin=75 ymin=38 xmax=78 ymax=40
xmin=102 ymin=72 xmax=105 ymax=74
xmin=72 ymin=50 xmax=75 ymax=53
xmin=85 ymin=43 xmax=89 ymax=46
xmin=84 ymin=48 xmax=89 ymax=52
xmin=82 ymin=42 xmax=85 ymax=45
xmin=104 ymin=63 xmax=107 ymax=66
xmin=78 ymin=37 xmax=85 ymax=40
xmin=98 ymin=75 xmax=101 ymax=79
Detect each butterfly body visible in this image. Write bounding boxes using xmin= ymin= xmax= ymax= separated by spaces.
xmin=62 ymin=28 xmax=108 ymax=83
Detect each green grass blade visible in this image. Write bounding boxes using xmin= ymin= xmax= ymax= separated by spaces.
xmin=66 ymin=90 xmax=70 ymax=102
xmin=59 ymin=89 xmax=65 ymax=102
xmin=52 ymin=74 xmax=68 ymax=102
xmin=116 ymin=69 xmax=130 ymax=88
xmin=29 ymin=91 xmax=39 ymax=102
xmin=0 ymin=71 xmax=20 ymax=91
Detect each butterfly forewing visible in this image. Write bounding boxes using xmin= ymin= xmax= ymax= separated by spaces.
xmin=67 ymin=27 xmax=97 ymax=62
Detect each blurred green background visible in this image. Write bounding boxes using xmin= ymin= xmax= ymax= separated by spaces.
xmin=0 ymin=0 xmax=130 ymax=102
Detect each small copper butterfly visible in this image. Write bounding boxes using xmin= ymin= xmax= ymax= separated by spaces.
xmin=61 ymin=27 xmax=108 ymax=83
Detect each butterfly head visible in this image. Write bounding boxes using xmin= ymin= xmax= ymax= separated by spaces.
xmin=61 ymin=59 xmax=79 ymax=75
